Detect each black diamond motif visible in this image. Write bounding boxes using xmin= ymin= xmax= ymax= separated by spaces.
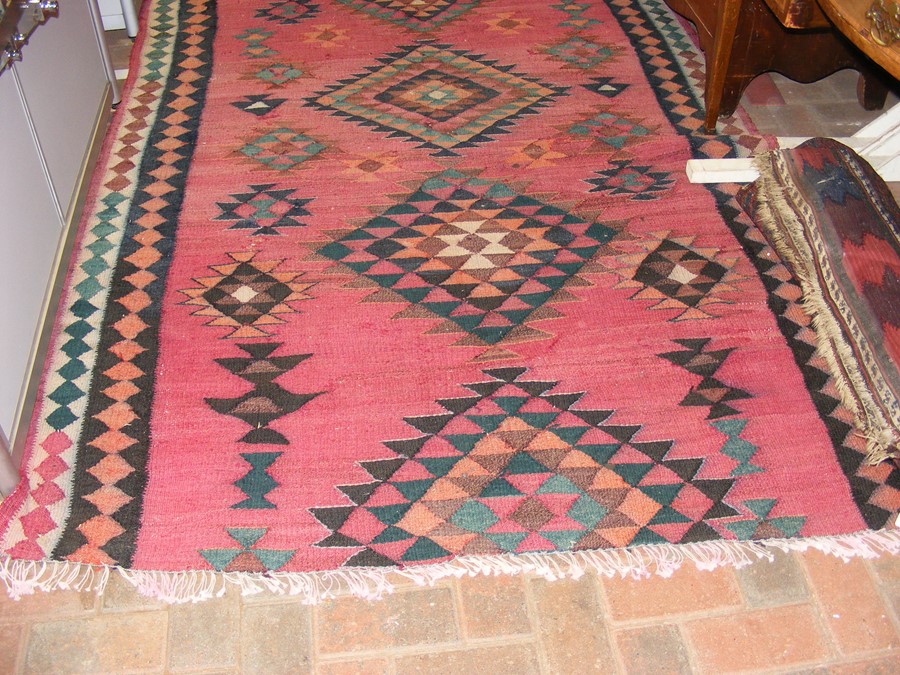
xmin=634 ymin=241 xmax=729 ymax=308
xmin=232 ymin=95 xmax=288 ymax=117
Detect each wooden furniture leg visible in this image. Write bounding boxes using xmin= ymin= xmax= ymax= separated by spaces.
xmin=663 ymin=0 xmax=889 ymax=133
xmin=704 ymin=0 xmax=742 ymax=133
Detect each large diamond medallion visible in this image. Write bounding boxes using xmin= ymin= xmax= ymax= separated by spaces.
xmin=317 ymin=169 xmax=616 ymax=349
xmin=305 ymin=43 xmax=567 ymax=155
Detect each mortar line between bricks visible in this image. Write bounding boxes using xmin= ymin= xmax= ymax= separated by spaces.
xmin=162 ymin=602 xmax=175 ymax=672
xmin=448 ymin=577 xmax=469 ymax=645
xmin=602 ymin=598 xmax=796 ymax=629
xmin=589 ymin=573 xmax=626 ymax=675
xmin=723 ymin=646 xmax=900 ymax=675
xmin=673 ymin=618 xmax=702 ymax=675
xmin=521 ymin=576 xmax=552 ymax=673
xmin=863 ymin=556 xmax=900 ymax=636
xmin=314 ymin=632 xmax=544 ymax=664
xmin=795 ymin=552 xmax=847 ymax=660
xmin=592 ymin=571 xmax=632 ymax=675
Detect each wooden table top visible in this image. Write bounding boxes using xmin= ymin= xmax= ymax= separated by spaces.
xmin=817 ymin=0 xmax=900 ymax=79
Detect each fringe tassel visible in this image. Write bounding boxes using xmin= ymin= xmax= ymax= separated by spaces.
xmin=1 ymin=529 xmax=898 ymax=604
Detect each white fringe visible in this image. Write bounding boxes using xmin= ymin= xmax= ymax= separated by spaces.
xmin=1 ymin=528 xmax=898 ymax=604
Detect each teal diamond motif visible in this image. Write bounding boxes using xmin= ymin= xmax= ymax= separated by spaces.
xmin=240 ymin=128 xmax=324 ymax=171
xmin=545 ymin=36 xmax=615 ymax=69
xmin=255 ymin=62 xmax=304 ymax=87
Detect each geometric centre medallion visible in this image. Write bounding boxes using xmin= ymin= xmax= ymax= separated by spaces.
xmin=317 ymin=169 xmax=616 ymax=346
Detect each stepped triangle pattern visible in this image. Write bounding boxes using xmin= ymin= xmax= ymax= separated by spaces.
xmin=310 ymin=368 xmax=741 ymax=567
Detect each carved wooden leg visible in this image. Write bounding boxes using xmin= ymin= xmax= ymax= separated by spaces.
xmin=703 ymin=0 xmax=743 ymax=133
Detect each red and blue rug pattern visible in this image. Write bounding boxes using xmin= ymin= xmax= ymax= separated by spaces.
xmin=0 ymin=0 xmax=897 ymax=598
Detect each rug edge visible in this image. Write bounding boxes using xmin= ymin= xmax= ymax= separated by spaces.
xmin=2 ymin=529 xmax=898 ymax=605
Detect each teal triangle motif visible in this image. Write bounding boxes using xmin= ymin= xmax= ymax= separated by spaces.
xmin=394 ymin=479 xmax=434 ymax=501
xmin=253 ymin=549 xmax=295 ymax=571
xmin=418 ymin=457 xmax=458 ymax=477
xmin=580 ymin=443 xmax=622 ymax=465
xmin=486 ymin=531 xmax=528 ymax=552
xmin=744 ymin=498 xmax=776 ymax=520
xmin=451 ymin=501 xmax=499 ymax=532
xmin=518 ymin=412 xmax=559 ymax=429
xmin=542 ymin=530 xmax=583 ymax=549
xmin=445 ymin=433 xmax=482 ymax=453
xmin=567 ymin=495 xmax=607 ymax=528
xmin=368 ymin=503 xmax=412 ymax=526
xmin=448 ymin=314 xmax=483 ymax=331
xmin=494 ymin=396 xmax=529 ymax=414
xmin=770 ymin=516 xmax=805 ymax=538
xmin=422 ymin=301 xmax=459 ymax=317
xmin=552 ymin=425 xmax=591 ymax=445
xmin=712 ymin=418 xmax=747 ymax=436
xmin=227 ymin=527 xmax=267 ymax=548
xmin=401 ymin=537 xmax=450 ymax=561
xmin=536 ymin=474 xmax=582 ymax=495
xmin=498 ymin=309 xmax=532 ymax=325
xmin=466 ymin=414 xmax=506 ymax=433
xmin=395 ymin=287 xmax=432 ymax=304
xmin=647 ymin=505 xmax=692 ymax=525
xmin=373 ymin=525 xmax=414 ymax=543
xmin=199 ymin=549 xmax=240 ymax=572
xmin=638 ymin=483 xmax=682 ymax=506
xmin=480 ymin=477 xmax=523 ymax=497
xmin=485 ymin=183 xmax=518 ymax=199
xmin=611 ymin=463 xmax=654 ymax=486
xmin=421 ymin=177 xmax=453 ymax=190
xmin=507 ymin=453 xmax=550 ymax=474
xmin=516 ymin=291 xmax=553 ymax=308
xmin=726 ymin=520 xmax=759 ymax=540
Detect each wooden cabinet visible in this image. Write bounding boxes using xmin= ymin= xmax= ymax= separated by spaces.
xmin=663 ymin=0 xmax=888 ymax=132
xmin=0 ymin=0 xmax=115 ymax=462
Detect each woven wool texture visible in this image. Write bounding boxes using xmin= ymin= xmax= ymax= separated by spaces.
xmin=1 ymin=0 xmax=897 ymax=600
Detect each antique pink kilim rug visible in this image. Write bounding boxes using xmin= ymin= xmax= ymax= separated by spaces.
xmin=1 ymin=0 xmax=898 ymax=602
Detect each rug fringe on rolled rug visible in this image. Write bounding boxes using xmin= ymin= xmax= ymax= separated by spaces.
xmin=738 ymin=137 xmax=900 ymax=465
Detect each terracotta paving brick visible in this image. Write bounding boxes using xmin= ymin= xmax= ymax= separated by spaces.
xmin=24 ymin=612 xmax=167 ymax=673
xmin=241 ymin=600 xmax=313 ymax=674
xmin=614 ymin=624 xmax=692 ymax=674
xmin=100 ymin=573 xmax=165 ymax=612
xmin=315 ymin=585 xmax=458 ymax=654
xmin=456 ymin=574 xmax=532 ymax=638
xmin=801 ymin=550 xmax=899 ymax=654
xmin=394 ymin=643 xmax=542 ymax=674
xmin=600 ymin=564 xmax=742 ymax=620
xmin=316 ymin=657 xmax=391 ymax=675
xmin=530 ymin=575 xmax=616 ymax=672
xmin=0 ymin=624 xmax=23 ymax=673
xmin=735 ymin=550 xmax=810 ymax=607
xmin=167 ymin=591 xmax=239 ymax=671
xmin=0 ymin=588 xmax=96 ymax=620
xmin=684 ymin=604 xmax=829 ymax=674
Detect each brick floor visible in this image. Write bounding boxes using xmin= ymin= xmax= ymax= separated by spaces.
xmin=1 ymin=27 xmax=899 ymax=675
